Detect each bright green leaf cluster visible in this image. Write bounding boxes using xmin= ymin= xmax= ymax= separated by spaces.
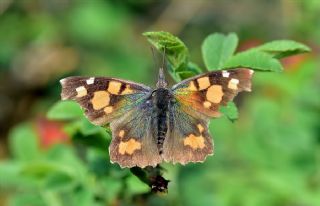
xmin=143 ymin=31 xmax=202 ymax=81
xmin=143 ymin=31 xmax=189 ymax=70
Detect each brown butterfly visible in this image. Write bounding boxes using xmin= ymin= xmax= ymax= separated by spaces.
xmin=60 ymin=68 xmax=253 ymax=168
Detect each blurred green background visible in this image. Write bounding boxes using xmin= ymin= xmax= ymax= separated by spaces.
xmin=0 ymin=0 xmax=319 ymax=206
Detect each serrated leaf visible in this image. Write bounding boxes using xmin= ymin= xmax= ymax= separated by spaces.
xmin=224 ymin=50 xmax=283 ymax=72
xmin=143 ymin=31 xmax=189 ymax=72
xmin=220 ymin=102 xmax=239 ymax=121
xmin=8 ymin=123 xmax=39 ymax=161
xmin=202 ymin=33 xmax=238 ymax=70
xmin=255 ymin=40 xmax=311 ymax=58
xmin=47 ymin=101 xmax=83 ymax=120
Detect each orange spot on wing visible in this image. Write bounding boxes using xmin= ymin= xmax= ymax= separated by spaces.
xmin=197 ymin=77 xmax=210 ymax=90
xmin=121 ymin=85 xmax=134 ymax=95
xmin=91 ymin=91 xmax=110 ymax=110
xmin=197 ymin=124 xmax=205 ymax=133
xmin=184 ymin=134 xmax=205 ymax=149
xmin=203 ymin=101 xmax=212 ymax=108
xmin=104 ymin=106 xmax=113 ymax=114
xmin=118 ymin=130 xmax=125 ymax=138
xmin=108 ymin=81 xmax=122 ymax=94
xmin=188 ymin=81 xmax=198 ymax=91
xmin=206 ymin=85 xmax=223 ymax=103
xmin=118 ymin=138 xmax=141 ymax=155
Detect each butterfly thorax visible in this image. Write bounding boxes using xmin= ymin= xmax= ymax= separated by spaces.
xmin=151 ymin=88 xmax=172 ymax=154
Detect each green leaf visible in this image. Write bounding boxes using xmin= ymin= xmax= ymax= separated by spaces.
xmin=9 ymin=193 xmax=46 ymax=206
xmin=202 ymin=33 xmax=238 ymax=70
xmin=143 ymin=31 xmax=189 ymax=72
xmin=220 ymin=102 xmax=239 ymax=121
xmin=224 ymin=50 xmax=283 ymax=72
xmin=255 ymin=40 xmax=311 ymax=58
xmin=47 ymin=101 xmax=83 ymax=120
xmin=170 ymin=62 xmax=202 ymax=82
xmin=21 ymin=161 xmax=74 ymax=179
xmin=100 ymin=177 xmax=122 ymax=204
xmin=8 ymin=123 xmax=39 ymax=161
xmin=43 ymin=172 xmax=74 ymax=191
xmin=79 ymin=118 xmax=102 ymax=136
xmin=126 ymin=174 xmax=150 ymax=195
xmin=71 ymin=186 xmax=95 ymax=206
xmin=67 ymin=1 xmax=126 ymax=44
xmin=0 ymin=161 xmax=40 ymax=189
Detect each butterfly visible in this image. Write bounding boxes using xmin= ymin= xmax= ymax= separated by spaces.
xmin=60 ymin=67 xmax=253 ymax=168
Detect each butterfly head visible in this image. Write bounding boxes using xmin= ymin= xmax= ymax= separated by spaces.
xmin=156 ymin=67 xmax=168 ymax=88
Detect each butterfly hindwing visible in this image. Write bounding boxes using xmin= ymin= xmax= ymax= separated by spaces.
xmin=109 ymin=100 xmax=162 ymax=168
xmin=60 ymin=76 xmax=151 ymax=126
xmin=172 ymin=68 xmax=254 ymax=118
xmin=162 ymin=102 xmax=213 ymax=164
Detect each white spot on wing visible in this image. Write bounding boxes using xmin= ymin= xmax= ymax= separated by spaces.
xmin=230 ymin=78 xmax=239 ymax=84
xmin=76 ymin=86 xmax=87 ymax=97
xmin=228 ymin=78 xmax=239 ymax=90
xmin=222 ymin=71 xmax=230 ymax=78
xmin=60 ymin=78 xmax=66 ymax=85
xmin=86 ymin=77 xmax=95 ymax=85
xmin=76 ymin=86 xmax=86 ymax=92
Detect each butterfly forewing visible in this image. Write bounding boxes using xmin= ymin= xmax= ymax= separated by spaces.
xmin=172 ymin=68 xmax=254 ymax=118
xmin=60 ymin=76 xmax=151 ymax=125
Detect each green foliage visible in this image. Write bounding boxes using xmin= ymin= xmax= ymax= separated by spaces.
xmin=255 ymin=40 xmax=311 ymax=58
xmin=219 ymin=102 xmax=239 ymax=122
xmin=8 ymin=123 xmax=40 ymax=161
xmin=67 ymin=1 xmax=127 ymax=45
xmin=47 ymin=101 xmax=83 ymax=120
xmin=224 ymin=50 xmax=283 ymax=72
xmin=202 ymin=33 xmax=238 ymax=70
xmin=143 ymin=31 xmax=189 ymax=70
xmin=143 ymin=31 xmax=202 ymax=81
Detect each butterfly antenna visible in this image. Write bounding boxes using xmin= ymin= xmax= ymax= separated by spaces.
xmin=156 ymin=47 xmax=168 ymax=88
xmin=150 ymin=47 xmax=158 ymax=69
xmin=162 ymin=47 xmax=166 ymax=70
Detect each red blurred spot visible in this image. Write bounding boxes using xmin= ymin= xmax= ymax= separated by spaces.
xmin=35 ymin=117 xmax=69 ymax=149
xmin=281 ymin=54 xmax=310 ymax=72
xmin=238 ymin=39 xmax=262 ymax=52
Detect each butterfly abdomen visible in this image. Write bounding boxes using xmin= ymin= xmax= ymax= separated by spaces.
xmin=152 ymin=88 xmax=171 ymax=154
